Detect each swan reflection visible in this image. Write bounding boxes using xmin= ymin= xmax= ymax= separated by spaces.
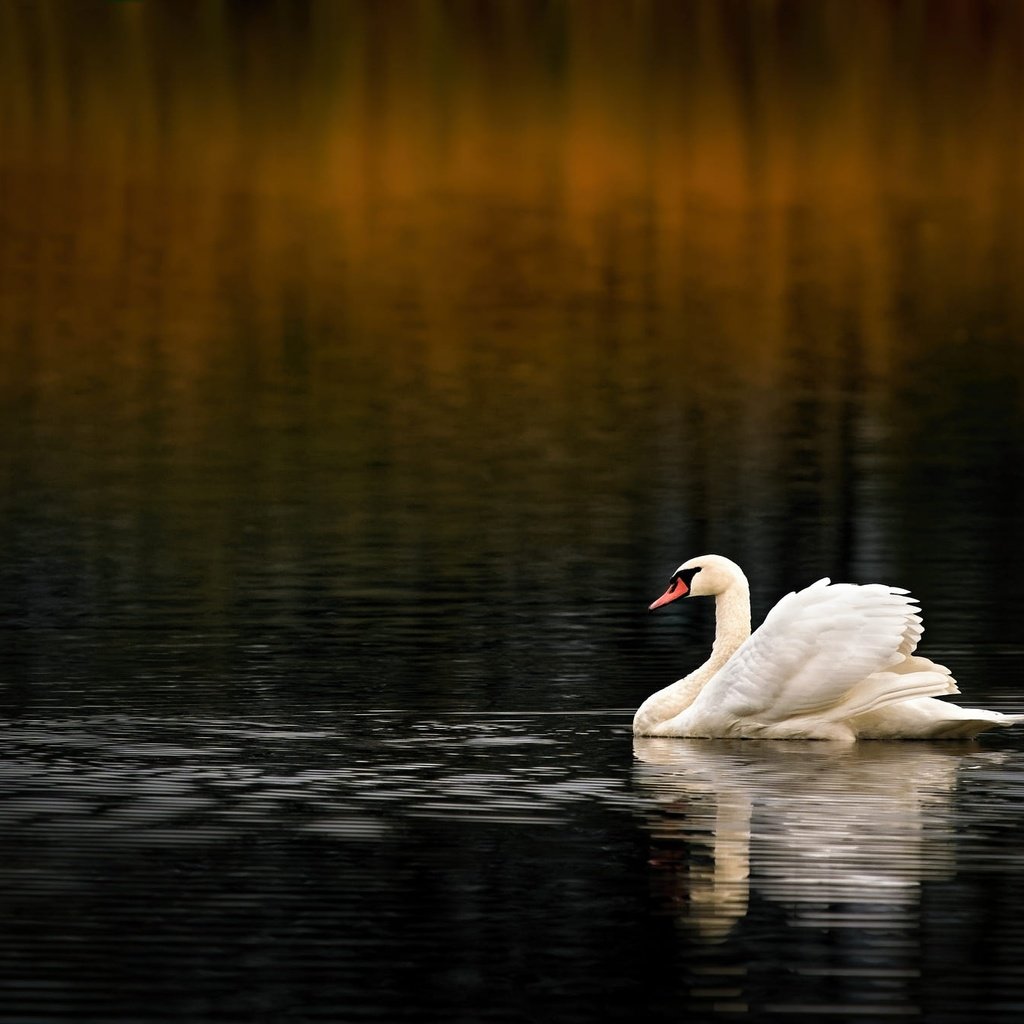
xmin=633 ymin=738 xmax=1001 ymax=942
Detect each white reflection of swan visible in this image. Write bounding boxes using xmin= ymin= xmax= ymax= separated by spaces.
xmin=633 ymin=737 xmax=999 ymax=942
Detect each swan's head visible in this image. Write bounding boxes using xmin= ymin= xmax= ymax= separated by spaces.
xmin=648 ymin=554 xmax=747 ymax=610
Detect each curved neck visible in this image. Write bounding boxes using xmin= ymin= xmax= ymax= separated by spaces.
xmin=711 ymin=584 xmax=751 ymax=664
xmin=633 ymin=579 xmax=752 ymax=735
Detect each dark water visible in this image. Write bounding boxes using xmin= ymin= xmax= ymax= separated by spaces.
xmin=2 ymin=3 xmax=1024 ymax=1021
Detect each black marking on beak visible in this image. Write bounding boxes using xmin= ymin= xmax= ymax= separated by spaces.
xmin=675 ymin=567 xmax=701 ymax=591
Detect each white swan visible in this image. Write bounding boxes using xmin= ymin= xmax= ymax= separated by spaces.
xmin=635 ymin=554 xmax=1024 ymax=740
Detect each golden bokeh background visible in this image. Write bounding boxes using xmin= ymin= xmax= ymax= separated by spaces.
xmin=3 ymin=0 xmax=1022 ymax=376
xmin=1 ymin=1 xmax=1022 ymax=652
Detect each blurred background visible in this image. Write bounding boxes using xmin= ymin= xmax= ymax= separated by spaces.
xmin=1 ymin=0 xmax=1023 ymax=713
xmin=4 ymin=5 xmax=1024 ymax=1023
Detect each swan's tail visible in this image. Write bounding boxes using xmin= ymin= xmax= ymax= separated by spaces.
xmin=966 ymin=711 xmax=1024 ymax=731
xmin=913 ymin=710 xmax=1024 ymax=740
xmin=851 ymin=699 xmax=1024 ymax=740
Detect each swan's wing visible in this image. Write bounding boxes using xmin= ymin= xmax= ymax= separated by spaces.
xmin=692 ymin=579 xmax=947 ymax=726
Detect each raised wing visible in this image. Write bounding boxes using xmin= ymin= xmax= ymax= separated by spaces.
xmin=689 ymin=578 xmax=952 ymax=727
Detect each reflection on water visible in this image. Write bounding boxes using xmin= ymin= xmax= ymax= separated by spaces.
xmin=634 ymin=739 xmax=980 ymax=940
xmin=5 ymin=711 xmax=1024 ymax=1021
xmin=634 ymin=738 xmax=1024 ymax=1017
xmin=3 ymin=2 xmax=1024 ymax=643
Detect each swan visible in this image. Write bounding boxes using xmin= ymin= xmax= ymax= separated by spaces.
xmin=635 ymin=554 xmax=1024 ymax=741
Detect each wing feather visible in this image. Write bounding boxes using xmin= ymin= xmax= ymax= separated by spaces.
xmin=689 ymin=578 xmax=950 ymax=727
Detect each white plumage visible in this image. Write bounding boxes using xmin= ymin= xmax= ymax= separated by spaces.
xmin=635 ymin=554 xmax=1023 ymax=741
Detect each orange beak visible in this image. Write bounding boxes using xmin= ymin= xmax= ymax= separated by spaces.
xmin=649 ymin=577 xmax=688 ymax=610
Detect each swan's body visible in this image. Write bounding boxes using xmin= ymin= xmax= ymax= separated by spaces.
xmin=635 ymin=554 xmax=1023 ymax=741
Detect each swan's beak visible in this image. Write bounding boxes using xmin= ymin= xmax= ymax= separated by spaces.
xmin=649 ymin=577 xmax=688 ymax=610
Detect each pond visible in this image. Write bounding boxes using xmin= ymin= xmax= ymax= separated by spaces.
xmin=5 ymin=707 xmax=1024 ymax=1020
xmin=1 ymin=3 xmax=1024 ymax=1021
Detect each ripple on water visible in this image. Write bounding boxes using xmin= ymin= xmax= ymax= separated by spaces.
xmin=0 ymin=712 xmax=634 ymax=841
xmin=3 ymin=708 xmax=1024 ymax=1022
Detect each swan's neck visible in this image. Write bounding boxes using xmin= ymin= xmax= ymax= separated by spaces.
xmin=710 ymin=584 xmax=751 ymax=665
xmin=633 ymin=582 xmax=752 ymax=734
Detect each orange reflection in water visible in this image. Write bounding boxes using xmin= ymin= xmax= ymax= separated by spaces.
xmin=0 ymin=1 xmax=1023 ymax=632
xmin=1 ymin=0 xmax=1023 ymax=447
xmin=3 ymin=2 xmax=1023 ymax=317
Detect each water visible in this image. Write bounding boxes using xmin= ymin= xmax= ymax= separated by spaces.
xmin=5 ymin=712 xmax=1024 ymax=1021
xmin=2 ymin=3 xmax=1024 ymax=1021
